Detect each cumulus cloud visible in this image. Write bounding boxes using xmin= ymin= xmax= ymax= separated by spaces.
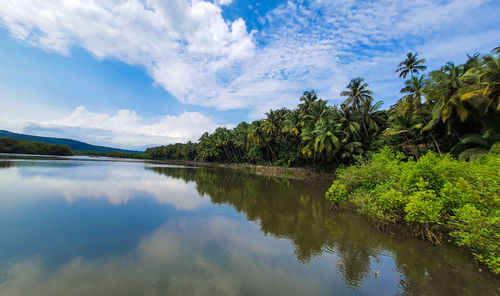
xmin=0 ymin=0 xmax=255 ymax=106
xmin=24 ymin=106 xmax=219 ymax=149
xmin=0 ymin=0 xmax=498 ymax=118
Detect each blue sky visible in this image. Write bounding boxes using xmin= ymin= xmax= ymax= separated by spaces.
xmin=0 ymin=0 xmax=499 ymax=150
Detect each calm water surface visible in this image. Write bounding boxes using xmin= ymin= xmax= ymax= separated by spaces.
xmin=0 ymin=157 xmax=498 ymax=295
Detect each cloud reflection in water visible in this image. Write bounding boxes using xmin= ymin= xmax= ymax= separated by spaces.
xmin=1 ymin=217 xmax=337 ymax=296
xmin=0 ymin=161 xmax=208 ymax=210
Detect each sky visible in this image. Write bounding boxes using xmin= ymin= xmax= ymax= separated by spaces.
xmin=0 ymin=0 xmax=499 ymax=150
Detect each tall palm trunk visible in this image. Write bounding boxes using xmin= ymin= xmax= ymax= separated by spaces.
xmin=362 ymin=120 xmax=370 ymax=146
xmin=419 ymin=112 xmax=442 ymax=155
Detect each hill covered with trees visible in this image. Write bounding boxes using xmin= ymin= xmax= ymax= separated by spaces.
xmin=0 ymin=130 xmax=139 ymax=154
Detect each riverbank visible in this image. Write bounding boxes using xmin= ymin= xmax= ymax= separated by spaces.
xmin=155 ymin=159 xmax=336 ymax=180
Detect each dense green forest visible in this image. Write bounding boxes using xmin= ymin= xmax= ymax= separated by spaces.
xmin=145 ymin=50 xmax=500 ymax=166
xmin=0 ymin=137 xmax=73 ymax=156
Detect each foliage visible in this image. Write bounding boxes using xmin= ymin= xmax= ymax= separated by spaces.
xmin=325 ymin=147 xmax=500 ymax=273
xmin=141 ymin=50 xmax=499 ymax=167
xmin=145 ymin=141 xmax=197 ymax=160
xmin=0 ymin=137 xmax=73 ymax=156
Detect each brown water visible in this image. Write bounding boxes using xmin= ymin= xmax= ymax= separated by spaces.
xmin=0 ymin=157 xmax=498 ymax=295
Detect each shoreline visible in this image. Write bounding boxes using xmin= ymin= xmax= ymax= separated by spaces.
xmin=0 ymin=153 xmax=336 ymax=180
xmin=155 ymin=159 xmax=336 ymax=180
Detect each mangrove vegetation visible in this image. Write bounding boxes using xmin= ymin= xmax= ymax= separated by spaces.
xmin=326 ymin=148 xmax=499 ymax=274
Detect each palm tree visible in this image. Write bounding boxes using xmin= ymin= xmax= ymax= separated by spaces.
xmin=461 ymin=55 xmax=500 ymax=112
xmin=233 ymin=122 xmax=250 ymax=162
xmin=301 ymin=117 xmax=340 ymax=162
xmin=336 ymin=106 xmax=361 ymax=142
xmin=493 ymin=46 xmax=500 ymax=54
xmin=298 ymin=90 xmax=318 ymax=113
xmin=464 ymin=53 xmax=481 ymax=72
xmin=313 ymin=118 xmax=341 ymax=157
xmin=400 ymin=75 xmax=426 ymax=113
xmin=397 ymin=75 xmax=442 ymax=154
xmin=384 ymin=111 xmax=423 ymax=158
xmin=304 ymin=100 xmax=329 ymax=122
xmin=262 ymin=108 xmax=288 ymax=142
xmin=247 ymin=120 xmax=264 ymax=148
xmin=424 ymin=62 xmax=468 ymax=139
xmin=260 ymin=109 xmax=290 ymax=162
xmin=396 ymin=52 xmax=427 ymax=79
xmin=339 ymin=141 xmax=363 ymax=163
xmin=341 ymin=77 xmax=374 ymax=111
xmin=248 ymin=119 xmax=280 ymax=163
xmin=283 ymin=109 xmax=302 ymax=138
xmin=361 ymin=100 xmax=384 ymax=132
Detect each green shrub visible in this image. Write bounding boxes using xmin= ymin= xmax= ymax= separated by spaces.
xmin=325 ymin=180 xmax=347 ymax=204
xmin=325 ymin=147 xmax=500 ymax=273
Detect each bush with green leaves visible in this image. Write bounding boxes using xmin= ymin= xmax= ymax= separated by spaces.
xmin=326 ymin=147 xmax=500 ymax=273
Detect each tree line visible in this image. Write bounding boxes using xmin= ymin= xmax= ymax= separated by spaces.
xmin=145 ymin=48 xmax=499 ymax=166
xmin=0 ymin=137 xmax=73 ymax=156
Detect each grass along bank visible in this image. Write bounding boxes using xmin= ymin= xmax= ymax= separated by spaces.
xmin=326 ymin=147 xmax=500 ymax=274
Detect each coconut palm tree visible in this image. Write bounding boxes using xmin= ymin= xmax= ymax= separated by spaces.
xmin=336 ymin=106 xmax=361 ymax=143
xmin=397 ymin=75 xmax=443 ymax=154
xmin=298 ymin=90 xmax=318 ymax=113
xmin=384 ymin=111 xmax=423 ymax=158
xmin=233 ymin=122 xmax=250 ymax=162
xmin=360 ymin=99 xmax=384 ymax=137
xmin=301 ymin=117 xmax=340 ymax=162
xmin=424 ymin=62 xmax=468 ymax=139
xmin=283 ymin=109 xmax=302 ymax=138
xmin=262 ymin=108 xmax=288 ymax=142
xmin=464 ymin=53 xmax=481 ymax=72
xmin=400 ymin=75 xmax=426 ymax=113
xmin=341 ymin=78 xmax=374 ymax=111
xmin=396 ymin=52 xmax=427 ymax=79
xmin=312 ymin=117 xmax=341 ymax=157
xmin=461 ymin=54 xmax=500 ymax=112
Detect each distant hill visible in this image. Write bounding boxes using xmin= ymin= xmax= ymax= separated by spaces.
xmin=0 ymin=130 xmax=140 ymax=153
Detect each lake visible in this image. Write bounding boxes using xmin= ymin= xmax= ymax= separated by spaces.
xmin=0 ymin=156 xmax=498 ymax=295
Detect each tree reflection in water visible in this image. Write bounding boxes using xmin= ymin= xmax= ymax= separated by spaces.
xmin=148 ymin=166 xmax=500 ymax=295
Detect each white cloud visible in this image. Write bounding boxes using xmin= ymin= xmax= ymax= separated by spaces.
xmin=0 ymin=0 xmax=255 ymax=106
xmin=24 ymin=106 xmax=219 ymax=149
xmin=0 ymin=0 xmax=498 ymax=119
xmin=216 ymin=0 xmax=234 ymax=6
xmin=233 ymin=0 xmax=500 ymax=111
